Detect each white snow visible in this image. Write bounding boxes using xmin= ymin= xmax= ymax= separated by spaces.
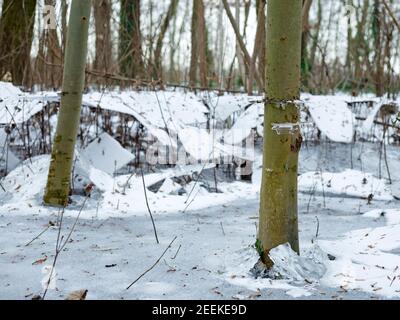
xmin=0 ymin=129 xmax=20 ymax=172
xmin=80 ymin=133 xmax=135 ymax=175
xmin=319 ymin=224 xmax=400 ymax=298
xmin=303 ymin=95 xmax=355 ymax=143
xmin=298 ymin=169 xmax=394 ymax=201
xmin=363 ymin=209 xmax=400 ymax=225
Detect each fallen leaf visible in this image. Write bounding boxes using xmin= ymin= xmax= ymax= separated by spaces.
xmin=65 ymin=289 xmax=88 ymax=300
xmin=32 ymin=256 xmax=47 ymax=265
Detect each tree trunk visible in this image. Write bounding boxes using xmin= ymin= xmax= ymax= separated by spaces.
xmin=216 ymin=0 xmax=225 ymax=88
xmin=119 ymin=0 xmax=144 ymax=78
xmin=310 ymin=0 xmax=321 ymax=73
xmin=93 ymin=0 xmax=113 ymax=75
xmin=235 ymin=0 xmax=246 ymax=87
xmin=153 ymin=0 xmax=179 ymax=81
xmin=248 ymin=0 xmax=265 ymax=95
xmin=256 ymin=0 xmax=266 ymax=93
xmin=189 ymin=0 xmax=200 ymax=86
xmin=301 ymin=0 xmax=313 ymax=90
xmin=189 ymin=0 xmax=208 ymax=87
xmin=43 ymin=0 xmax=91 ymax=207
xmin=222 ymin=0 xmax=262 ymax=90
xmin=0 ymin=0 xmax=37 ymax=87
xmin=61 ymin=0 xmax=68 ymax=53
xmin=373 ymin=0 xmax=384 ymax=97
xmin=258 ymin=0 xmax=303 ymax=267
xmin=36 ymin=0 xmax=63 ymax=89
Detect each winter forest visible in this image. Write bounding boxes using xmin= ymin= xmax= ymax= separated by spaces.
xmin=1 ymin=0 xmax=400 ymax=302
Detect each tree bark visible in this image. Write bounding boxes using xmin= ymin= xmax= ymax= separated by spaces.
xmin=301 ymin=0 xmax=313 ymax=90
xmin=248 ymin=0 xmax=265 ymax=95
xmin=119 ymin=0 xmax=144 ymax=78
xmin=189 ymin=0 xmax=208 ymax=87
xmin=44 ymin=0 xmax=91 ymax=207
xmin=93 ymin=0 xmax=113 ymax=75
xmin=0 ymin=0 xmax=37 ymax=87
xmin=222 ymin=0 xmax=262 ymax=90
xmin=153 ymin=0 xmax=179 ymax=81
xmin=258 ymin=0 xmax=303 ymax=267
xmin=373 ymin=0 xmax=384 ymax=97
xmin=36 ymin=0 xmax=63 ymax=89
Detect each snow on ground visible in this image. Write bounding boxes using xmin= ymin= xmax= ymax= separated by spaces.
xmin=363 ymin=209 xmax=400 ymax=225
xmin=2 ymin=83 xmax=400 ymax=300
xmin=1 ymin=142 xmax=400 ymax=300
xmin=0 ymin=129 xmax=20 ymax=172
xmin=298 ymin=170 xmax=394 ymax=201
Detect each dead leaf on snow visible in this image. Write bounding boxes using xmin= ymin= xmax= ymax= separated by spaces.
xmin=65 ymin=289 xmax=88 ymax=300
xmin=32 ymin=256 xmax=47 ymax=265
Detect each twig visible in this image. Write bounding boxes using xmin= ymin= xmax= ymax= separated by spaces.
xmin=42 ymin=197 xmax=89 ymax=299
xmin=315 ymin=216 xmax=320 ymax=239
xmin=220 ymin=221 xmax=226 ymax=236
xmin=25 ymin=225 xmax=51 ymax=247
xmin=141 ymin=167 xmax=159 ymax=244
xmin=382 ymin=0 xmax=400 ymax=32
xmin=126 ymin=236 xmax=177 ymax=290
xmin=171 ymin=244 xmax=182 ymax=260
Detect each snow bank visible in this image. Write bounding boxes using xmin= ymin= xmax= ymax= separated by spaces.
xmin=81 ymin=133 xmax=135 ymax=175
xmin=211 ymin=94 xmax=262 ymax=122
xmin=0 ymin=82 xmax=45 ymax=125
xmin=299 ymin=169 xmax=393 ymax=201
xmin=303 ymin=95 xmax=355 ymax=143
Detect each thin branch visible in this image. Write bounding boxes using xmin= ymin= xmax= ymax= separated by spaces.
xmin=141 ymin=167 xmax=159 ymax=244
xmin=126 ymin=236 xmax=177 ymax=290
xmin=382 ymin=0 xmax=400 ymax=32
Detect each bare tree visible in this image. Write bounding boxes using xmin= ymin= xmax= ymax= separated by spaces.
xmin=93 ymin=0 xmax=113 ymax=76
xmin=0 ymin=0 xmax=37 ymax=87
xmin=119 ymin=0 xmax=144 ymax=79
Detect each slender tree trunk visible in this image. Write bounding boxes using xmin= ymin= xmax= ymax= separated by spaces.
xmin=256 ymin=0 xmax=266 ymax=93
xmin=93 ymin=0 xmax=113 ymax=75
xmin=258 ymin=0 xmax=303 ymax=267
xmin=310 ymin=0 xmax=321 ymax=73
xmin=222 ymin=0 xmax=262 ymax=90
xmin=301 ymin=0 xmax=313 ymax=90
xmin=353 ymin=0 xmax=369 ymax=86
xmin=216 ymin=0 xmax=225 ymax=88
xmin=373 ymin=0 xmax=384 ymax=97
xmin=119 ymin=0 xmax=144 ymax=78
xmin=61 ymin=0 xmax=68 ymax=53
xmin=36 ymin=0 xmax=63 ymax=89
xmin=0 ymin=0 xmax=37 ymax=87
xmin=189 ymin=0 xmax=200 ymax=86
xmin=189 ymin=0 xmax=208 ymax=87
xmin=44 ymin=0 xmax=91 ymax=207
xmin=198 ymin=0 xmax=208 ymax=87
xmin=153 ymin=0 xmax=179 ymax=81
xmin=235 ymin=0 xmax=246 ymax=87
xmin=248 ymin=0 xmax=265 ymax=95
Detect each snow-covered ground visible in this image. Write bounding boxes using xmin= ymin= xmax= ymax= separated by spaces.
xmin=1 ymin=142 xmax=400 ymax=300
xmin=2 ymin=82 xmax=400 ymax=299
